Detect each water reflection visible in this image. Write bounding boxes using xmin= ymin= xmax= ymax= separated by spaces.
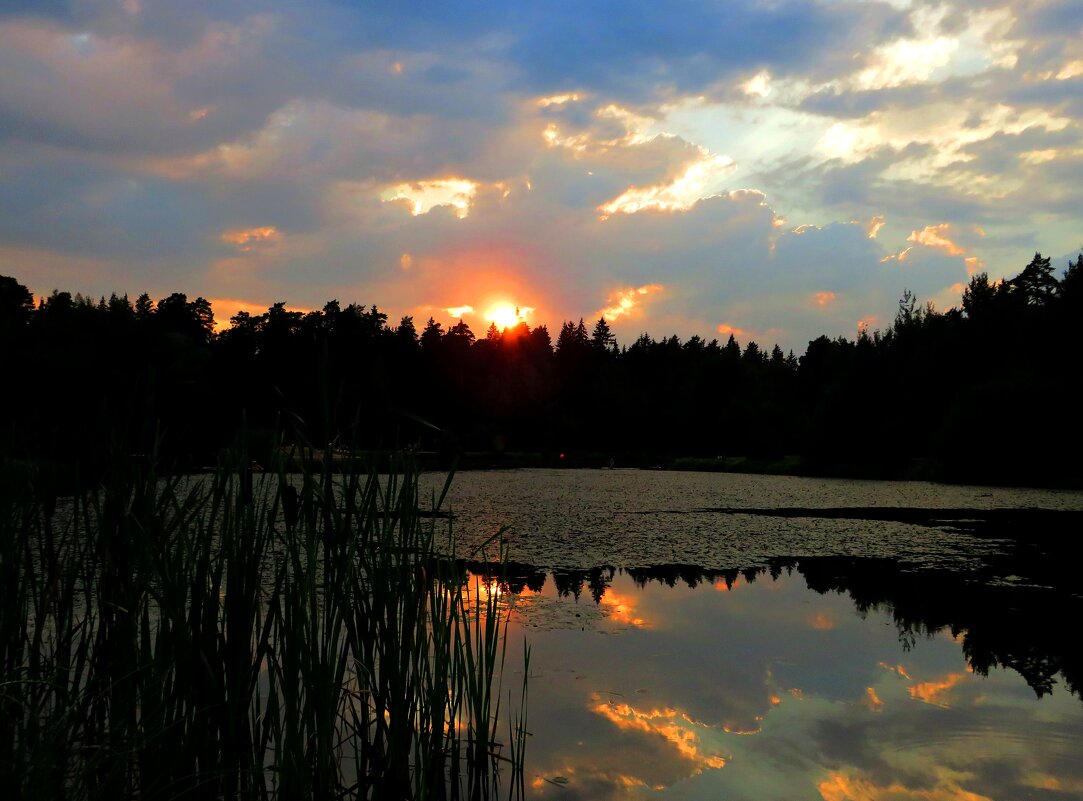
xmin=476 ymin=559 xmax=1083 ymax=800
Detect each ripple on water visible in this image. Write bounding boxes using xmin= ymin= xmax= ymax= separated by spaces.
xmin=419 ymin=469 xmax=1083 ymax=571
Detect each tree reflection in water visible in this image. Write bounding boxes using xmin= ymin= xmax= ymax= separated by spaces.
xmin=463 ymin=547 xmax=1083 ymax=800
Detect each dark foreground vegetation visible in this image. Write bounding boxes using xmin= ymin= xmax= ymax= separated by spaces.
xmin=0 ymin=448 xmax=527 ymax=800
xmin=2 ymin=250 xmax=1081 ymax=485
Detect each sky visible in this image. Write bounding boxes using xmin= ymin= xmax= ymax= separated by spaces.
xmin=1 ymin=0 xmax=1081 ymax=351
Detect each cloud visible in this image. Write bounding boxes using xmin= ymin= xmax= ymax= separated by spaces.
xmin=818 ymin=769 xmax=996 ymax=801
xmin=597 ymin=151 xmax=736 ymax=217
xmin=381 ymin=178 xmax=479 ymax=219
xmin=908 ymin=671 xmax=969 ymax=708
xmin=221 ymin=226 xmax=280 ymax=251
xmin=591 ymin=698 xmax=727 ymax=774
xmin=907 ymin=224 xmax=965 ymax=256
xmin=596 ymin=284 xmax=663 ymax=322
xmin=2 ymin=0 xmax=1081 ymax=358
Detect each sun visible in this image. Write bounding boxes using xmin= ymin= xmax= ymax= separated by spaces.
xmin=484 ymin=303 xmax=529 ymax=330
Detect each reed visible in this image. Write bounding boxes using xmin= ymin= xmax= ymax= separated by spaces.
xmin=0 ymin=446 xmax=527 ymax=800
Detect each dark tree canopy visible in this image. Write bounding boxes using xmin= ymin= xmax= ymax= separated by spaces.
xmin=2 ymin=250 xmax=1082 ymax=486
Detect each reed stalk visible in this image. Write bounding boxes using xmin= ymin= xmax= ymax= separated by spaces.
xmin=0 ymin=447 xmax=527 ymax=800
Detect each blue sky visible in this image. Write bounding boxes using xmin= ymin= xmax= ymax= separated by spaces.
xmin=1 ymin=0 xmax=1081 ymax=350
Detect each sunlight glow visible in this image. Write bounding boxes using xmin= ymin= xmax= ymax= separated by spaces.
xmin=484 ymin=303 xmax=533 ymax=330
xmin=740 ymin=70 xmax=772 ymax=98
xmin=445 ymin=305 xmax=474 ymax=317
xmin=381 ymin=178 xmax=478 ymax=218
xmin=206 ymin=298 xmax=269 ymax=332
xmin=598 ymin=590 xmax=648 ymax=627
xmin=856 ymin=35 xmax=958 ymax=90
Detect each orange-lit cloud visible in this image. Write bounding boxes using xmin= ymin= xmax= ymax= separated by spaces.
xmin=866 ymin=215 xmax=886 ymax=239
xmin=879 ymin=662 xmax=911 ymax=680
xmin=1055 ymin=60 xmax=1083 ymax=80
xmin=540 ymin=101 xmax=657 ymax=153
xmin=857 ymin=315 xmax=880 ymax=333
xmin=445 ymin=304 xmax=474 ymax=317
xmin=599 ymin=589 xmax=648 ymax=627
xmin=717 ymin=323 xmax=746 ymax=338
xmin=597 ymin=284 xmax=663 ymax=322
xmin=220 ymin=226 xmax=280 ymax=251
xmin=907 ymin=223 xmax=965 ymax=255
xmin=818 ymin=769 xmax=995 ymax=801
xmin=863 ymin=687 xmax=883 ymax=712
xmin=808 ymin=611 xmax=835 ymax=630
xmin=381 ymin=178 xmax=478 ymax=218
xmin=591 ymin=698 xmax=727 ymax=774
xmin=536 ymin=92 xmax=585 ymax=107
xmin=880 ymin=246 xmax=913 ymax=263
xmin=1022 ymin=773 xmax=1083 ymax=793
xmin=598 ymin=150 xmax=736 ymax=217
xmin=908 ymin=672 xmax=967 ymax=707
xmin=399 ymin=253 xmax=413 ymax=271
xmin=813 ymin=292 xmax=837 ymax=307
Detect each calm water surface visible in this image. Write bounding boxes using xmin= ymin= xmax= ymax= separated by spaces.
xmin=424 ymin=470 xmax=1083 ymax=800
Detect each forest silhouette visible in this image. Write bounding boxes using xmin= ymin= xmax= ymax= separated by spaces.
xmin=2 ymin=250 xmax=1081 ymax=487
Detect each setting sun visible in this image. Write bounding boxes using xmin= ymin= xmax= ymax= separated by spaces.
xmin=484 ymin=303 xmax=533 ymax=330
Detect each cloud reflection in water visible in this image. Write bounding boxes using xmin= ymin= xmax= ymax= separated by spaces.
xmin=508 ymin=568 xmax=1083 ymax=800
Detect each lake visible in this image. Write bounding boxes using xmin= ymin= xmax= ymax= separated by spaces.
xmin=420 ymin=469 xmax=1083 ymax=800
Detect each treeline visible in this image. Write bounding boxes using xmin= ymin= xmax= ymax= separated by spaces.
xmin=1 ymin=251 xmax=1081 ymax=485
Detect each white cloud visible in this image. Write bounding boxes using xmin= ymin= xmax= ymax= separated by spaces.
xmin=381 ymin=178 xmax=479 ymax=218
xmin=598 ymin=150 xmax=736 ymax=217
